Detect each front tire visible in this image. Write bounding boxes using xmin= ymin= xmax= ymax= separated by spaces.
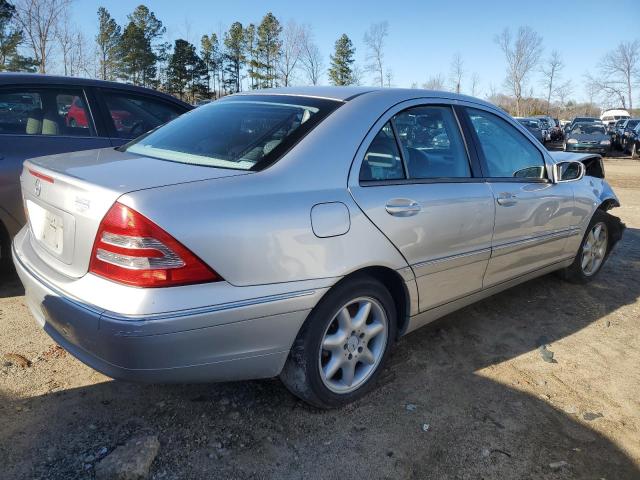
xmin=280 ymin=276 xmax=396 ymax=408
xmin=560 ymin=210 xmax=612 ymax=283
xmin=632 ymin=143 xmax=638 ymax=159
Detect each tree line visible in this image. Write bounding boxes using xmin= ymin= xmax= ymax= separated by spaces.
xmin=1 ymin=0 xmax=638 ymax=117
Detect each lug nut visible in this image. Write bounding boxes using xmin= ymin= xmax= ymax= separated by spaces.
xmin=348 ymin=353 xmax=353 ymax=360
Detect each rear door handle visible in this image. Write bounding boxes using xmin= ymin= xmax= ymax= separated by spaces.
xmin=496 ymin=192 xmax=517 ymax=206
xmin=385 ymin=199 xmax=421 ymax=217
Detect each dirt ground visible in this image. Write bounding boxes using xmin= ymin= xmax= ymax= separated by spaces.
xmin=1 ymin=158 xmax=639 ymax=480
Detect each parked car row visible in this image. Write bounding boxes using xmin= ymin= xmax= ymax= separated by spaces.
xmin=560 ymin=113 xmax=640 ymax=158
xmin=515 ymin=115 xmax=563 ymax=145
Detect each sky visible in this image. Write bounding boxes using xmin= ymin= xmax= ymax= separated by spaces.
xmin=71 ymin=0 xmax=638 ymax=103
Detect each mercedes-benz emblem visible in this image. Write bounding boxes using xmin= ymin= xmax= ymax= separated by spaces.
xmin=34 ymin=178 xmax=41 ymax=197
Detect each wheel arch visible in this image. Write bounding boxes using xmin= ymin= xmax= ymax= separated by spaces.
xmin=328 ymin=266 xmax=411 ymax=339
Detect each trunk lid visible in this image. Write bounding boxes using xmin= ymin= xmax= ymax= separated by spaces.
xmin=21 ymin=147 xmax=250 ymax=278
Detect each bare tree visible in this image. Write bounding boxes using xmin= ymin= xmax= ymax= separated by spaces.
xmin=385 ymin=69 xmax=393 ymax=88
xmin=540 ymin=50 xmax=563 ymax=115
xmin=585 ymin=72 xmax=627 ymax=109
xmin=13 ymin=0 xmax=69 ymax=73
xmin=422 ymin=74 xmax=445 ymax=91
xmin=555 ymin=80 xmax=572 ymax=109
xmin=495 ymin=26 xmax=543 ymax=116
xmin=363 ymin=21 xmax=388 ymax=87
xmin=470 ymin=72 xmax=480 ymax=97
xmin=299 ymin=25 xmax=323 ymax=85
xmin=277 ymin=20 xmax=303 ymax=87
xmin=449 ymin=52 xmax=464 ymax=94
xmin=55 ymin=9 xmax=73 ymax=75
xmin=599 ymin=40 xmax=639 ymax=111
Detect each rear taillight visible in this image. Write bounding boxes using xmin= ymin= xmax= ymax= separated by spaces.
xmin=89 ymin=202 xmax=222 ymax=287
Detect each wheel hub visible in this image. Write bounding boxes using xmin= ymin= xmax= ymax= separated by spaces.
xmin=346 ymin=335 xmax=359 ymax=353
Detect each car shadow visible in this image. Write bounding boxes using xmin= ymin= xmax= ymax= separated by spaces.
xmin=0 ymin=267 xmax=24 ymax=298
xmin=1 ymin=229 xmax=639 ymax=479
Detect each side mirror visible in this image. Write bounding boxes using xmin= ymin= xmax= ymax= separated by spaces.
xmin=554 ymin=161 xmax=585 ymax=183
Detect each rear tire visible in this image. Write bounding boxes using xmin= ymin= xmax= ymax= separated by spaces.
xmin=560 ymin=210 xmax=613 ymax=284
xmin=280 ymin=276 xmax=397 ymax=408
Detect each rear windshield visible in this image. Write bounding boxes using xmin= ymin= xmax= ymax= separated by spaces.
xmin=125 ymin=95 xmax=341 ymax=171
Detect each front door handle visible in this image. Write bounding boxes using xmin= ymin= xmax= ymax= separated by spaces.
xmin=496 ymin=192 xmax=517 ymax=206
xmin=385 ymin=199 xmax=421 ymax=217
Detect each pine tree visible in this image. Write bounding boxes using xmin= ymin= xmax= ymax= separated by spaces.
xmin=243 ymin=24 xmax=257 ymax=89
xmin=223 ymin=22 xmax=245 ymax=93
xmin=255 ymin=12 xmax=281 ymax=88
xmin=200 ymin=33 xmax=221 ymax=97
xmin=166 ymin=38 xmax=206 ymax=102
xmin=0 ymin=0 xmax=35 ymax=72
xmin=96 ymin=7 xmax=120 ymax=80
xmin=328 ymin=34 xmax=356 ymax=86
xmin=118 ymin=5 xmax=165 ymax=87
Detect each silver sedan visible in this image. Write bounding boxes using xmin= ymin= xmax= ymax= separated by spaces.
xmin=13 ymin=87 xmax=624 ymax=408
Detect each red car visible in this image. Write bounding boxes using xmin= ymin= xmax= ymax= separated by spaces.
xmin=66 ymin=96 xmax=132 ymax=130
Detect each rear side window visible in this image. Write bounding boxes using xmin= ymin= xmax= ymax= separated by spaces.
xmin=0 ymin=89 xmax=94 ymax=137
xmin=467 ymin=108 xmax=545 ymax=179
xmin=125 ymin=95 xmax=340 ymax=170
xmin=103 ymin=92 xmax=185 ymax=139
xmin=360 ymin=122 xmax=405 ymax=181
xmin=394 ymin=106 xmax=470 ymax=178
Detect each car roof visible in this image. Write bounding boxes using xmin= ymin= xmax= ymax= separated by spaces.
xmin=0 ymin=73 xmax=191 ymax=107
xmin=233 ymin=86 xmax=498 ymax=109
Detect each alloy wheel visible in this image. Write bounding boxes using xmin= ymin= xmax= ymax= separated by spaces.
xmin=581 ymin=222 xmax=608 ymax=276
xmin=318 ymin=297 xmax=388 ymax=394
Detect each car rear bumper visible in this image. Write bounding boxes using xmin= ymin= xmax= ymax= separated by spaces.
xmin=12 ymin=232 xmax=324 ymax=383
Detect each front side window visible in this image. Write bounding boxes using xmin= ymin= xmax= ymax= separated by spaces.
xmin=467 ymin=108 xmax=545 ymax=179
xmin=0 ymin=89 xmax=94 ymax=137
xmin=360 ymin=122 xmax=405 ymax=181
xmin=126 ymin=95 xmax=340 ymax=170
xmin=394 ymin=106 xmax=470 ymax=178
xmin=104 ymin=93 xmax=185 ymax=139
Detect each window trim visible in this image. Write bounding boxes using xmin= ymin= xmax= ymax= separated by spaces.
xmin=459 ymin=106 xmax=552 ymax=183
xmin=359 ymin=103 xmax=478 ymax=186
xmin=0 ymin=85 xmax=99 ymax=138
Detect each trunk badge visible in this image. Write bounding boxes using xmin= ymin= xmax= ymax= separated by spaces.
xmin=34 ymin=179 xmax=41 ymax=197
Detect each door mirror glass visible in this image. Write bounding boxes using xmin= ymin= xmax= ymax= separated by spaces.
xmin=555 ymin=161 xmax=585 ymax=182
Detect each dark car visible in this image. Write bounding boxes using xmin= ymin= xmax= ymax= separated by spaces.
xmin=516 ymin=117 xmax=545 ymax=143
xmin=564 ymin=122 xmax=611 ymax=155
xmin=611 ymin=118 xmax=628 ymax=148
xmin=619 ymin=118 xmax=640 ymax=153
xmin=625 ymin=123 xmax=640 ymax=158
xmin=0 ymin=73 xmax=192 ymax=270
xmin=565 ymin=116 xmax=599 ymax=135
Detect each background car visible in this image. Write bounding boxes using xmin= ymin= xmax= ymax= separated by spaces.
xmin=624 ymin=123 xmax=640 ymax=158
xmin=619 ymin=118 xmax=640 ymax=153
xmin=600 ymin=109 xmax=630 ymax=129
xmin=516 ymin=117 xmax=546 ymax=143
xmin=533 ymin=115 xmax=562 ymax=141
xmin=0 ymin=73 xmax=192 ymax=271
xmin=564 ymin=122 xmax=611 ymax=155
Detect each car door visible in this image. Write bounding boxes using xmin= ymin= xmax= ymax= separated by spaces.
xmin=0 ymin=86 xmax=111 ymax=230
xmin=95 ymin=89 xmax=189 ymax=146
xmin=349 ymin=102 xmax=495 ymax=312
xmin=461 ymin=107 xmax=576 ymax=287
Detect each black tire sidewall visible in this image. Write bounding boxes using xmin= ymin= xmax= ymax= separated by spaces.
xmin=286 ymin=276 xmax=397 ymax=408
xmin=565 ymin=210 xmax=611 ymax=283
